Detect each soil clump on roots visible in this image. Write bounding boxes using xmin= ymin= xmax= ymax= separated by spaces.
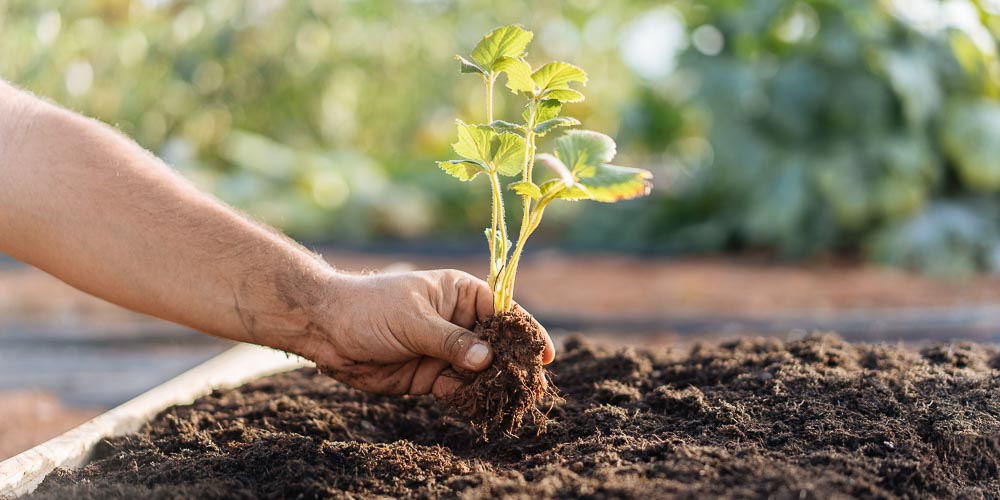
xmin=450 ymin=309 xmax=558 ymax=436
xmin=31 ymin=334 xmax=1000 ymax=498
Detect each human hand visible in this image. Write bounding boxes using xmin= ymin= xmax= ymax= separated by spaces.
xmin=289 ymin=269 xmax=555 ymax=398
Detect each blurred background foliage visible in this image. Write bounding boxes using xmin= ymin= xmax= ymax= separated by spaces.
xmin=3 ymin=0 xmax=1000 ymax=275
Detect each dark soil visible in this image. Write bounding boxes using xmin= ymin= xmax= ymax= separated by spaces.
xmin=450 ymin=310 xmax=557 ymax=437
xmin=31 ymin=334 xmax=1000 ymax=499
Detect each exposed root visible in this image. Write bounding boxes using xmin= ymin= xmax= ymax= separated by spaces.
xmin=449 ymin=310 xmax=560 ymax=438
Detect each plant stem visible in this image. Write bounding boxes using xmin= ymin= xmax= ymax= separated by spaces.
xmin=497 ymin=100 xmax=540 ymax=312
xmin=498 ymin=136 xmax=536 ymax=311
xmin=486 ymin=73 xmax=495 ymax=123
xmin=489 ymin=171 xmax=508 ymax=312
xmin=485 ymin=73 xmax=499 ymax=291
xmin=499 ymin=195 xmax=550 ymax=311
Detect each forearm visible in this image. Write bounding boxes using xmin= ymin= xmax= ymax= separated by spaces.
xmin=0 ymin=81 xmax=339 ymax=349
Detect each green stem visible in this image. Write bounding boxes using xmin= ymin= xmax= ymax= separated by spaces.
xmin=489 ymin=172 xmax=508 ymax=312
xmin=498 ymin=133 xmax=536 ymax=312
xmin=486 ymin=73 xmax=495 ymax=123
xmin=498 ymin=100 xmax=540 ymax=312
xmin=485 ymin=73 xmax=499 ymax=291
xmin=487 ymin=177 xmax=499 ymax=290
xmin=500 ymin=197 xmax=549 ymax=311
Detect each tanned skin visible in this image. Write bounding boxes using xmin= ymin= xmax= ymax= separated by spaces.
xmin=0 ymin=80 xmax=554 ymax=398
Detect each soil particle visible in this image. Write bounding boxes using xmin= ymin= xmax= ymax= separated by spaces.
xmin=30 ymin=334 xmax=1000 ymax=499
xmin=450 ymin=310 xmax=558 ymax=437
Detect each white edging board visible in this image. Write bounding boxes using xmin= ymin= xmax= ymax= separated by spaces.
xmin=0 ymin=343 xmax=311 ymax=497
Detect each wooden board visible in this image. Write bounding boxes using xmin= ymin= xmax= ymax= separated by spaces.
xmin=0 ymin=344 xmax=310 ymax=497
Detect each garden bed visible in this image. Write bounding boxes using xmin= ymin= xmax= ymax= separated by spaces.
xmin=27 ymin=334 xmax=1000 ymax=498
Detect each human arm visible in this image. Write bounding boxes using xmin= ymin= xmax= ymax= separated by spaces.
xmin=0 ymin=80 xmax=554 ymax=397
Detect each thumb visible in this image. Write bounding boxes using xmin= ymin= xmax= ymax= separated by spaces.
xmin=413 ymin=316 xmax=493 ymax=372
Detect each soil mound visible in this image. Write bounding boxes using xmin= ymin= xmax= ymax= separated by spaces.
xmin=450 ymin=310 xmax=557 ymax=437
xmin=31 ymin=334 xmax=1000 ymax=498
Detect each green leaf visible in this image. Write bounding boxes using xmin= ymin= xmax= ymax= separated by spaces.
xmin=455 ymin=55 xmax=485 ymax=75
xmin=531 ymin=61 xmax=587 ymax=92
xmin=535 ymin=153 xmax=575 ymax=187
xmin=490 ymin=119 xmax=526 ymax=136
xmin=541 ymin=88 xmax=585 ymax=103
xmin=471 ymin=25 xmax=533 ymax=72
xmin=493 ymin=133 xmax=527 ymax=176
xmin=942 ymin=99 xmax=1000 ymax=190
xmin=534 ymin=116 xmax=580 ymax=136
xmin=554 ymin=130 xmax=617 ymax=172
xmin=575 ymin=163 xmax=653 ymax=202
xmin=451 ymin=120 xmax=496 ymax=163
xmin=533 ymin=100 xmax=562 ymax=123
xmin=555 ymin=183 xmax=593 ymax=200
xmin=509 ymin=180 xmax=542 ymax=199
xmin=438 ymin=160 xmax=488 ymax=181
xmin=539 ymin=178 xmax=592 ymax=200
xmin=494 ymin=57 xmax=534 ymax=93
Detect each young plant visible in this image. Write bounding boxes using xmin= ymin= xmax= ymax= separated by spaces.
xmin=437 ymin=25 xmax=653 ymax=436
xmin=439 ymin=25 xmax=653 ymax=314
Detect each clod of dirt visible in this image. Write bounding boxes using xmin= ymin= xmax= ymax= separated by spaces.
xmin=28 ymin=334 xmax=1000 ymax=499
xmin=449 ymin=310 xmax=559 ymax=437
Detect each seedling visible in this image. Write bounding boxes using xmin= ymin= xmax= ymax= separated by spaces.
xmin=439 ymin=25 xmax=653 ymax=313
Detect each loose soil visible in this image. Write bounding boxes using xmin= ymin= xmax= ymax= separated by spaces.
xmin=31 ymin=334 xmax=1000 ymax=498
xmin=450 ymin=310 xmax=557 ymax=436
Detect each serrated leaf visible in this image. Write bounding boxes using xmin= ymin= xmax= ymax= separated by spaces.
xmin=493 ymin=133 xmax=527 ymax=176
xmin=495 ymin=57 xmax=534 ymax=93
xmin=456 ymin=55 xmax=485 ymax=75
xmin=575 ymin=163 xmax=653 ymax=202
xmin=535 ymin=153 xmax=575 ymax=187
xmin=452 ymin=120 xmax=496 ymax=163
xmin=531 ymin=61 xmax=587 ymax=92
xmin=532 ymin=100 xmax=562 ymax=123
xmin=541 ymin=88 xmax=585 ymax=103
xmin=509 ymin=180 xmax=542 ymax=199
xmin=471 ymin=25 xmax=533 ymax=72
xmin=534 ymin=116 xmax=580 ymax=136
xmin=438 ymin=160 xmax=488 ymax=181
xmin=490 ymin=119 xmax=526 ymax=136
xmin=554 ymin=130 xmax=617 ymax=172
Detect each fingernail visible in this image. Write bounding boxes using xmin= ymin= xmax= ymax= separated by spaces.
xmin=465 ymin=343 xmax=490 ymax=368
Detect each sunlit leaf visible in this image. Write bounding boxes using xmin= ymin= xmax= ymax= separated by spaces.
xmin=495 ymin=57 xmax=534 ymax=93
xmin=456 ymin=55 xmax=485 ymax=75
xmin=555 ymin=183 xmax=593 ymax=200
xmin=539 ymin=178 xmax=592 ymax=200
xmin=541 ymin=89 xmax=585 ymax=103
xmin=531 ymin=100 xmax=562 ymax=123
xmin=451 ymin=120 xmax=496 ymax=163
xmin=438 ymin=160 xmax=488 ymax=181
xmin=535 ymin=153 xmax=575 ymax=187
xmin=471 ymin=25 xmax=533 ymax=72
xmin=554 ymin=130 xmax=617 ymax=172
xmin=493 ymin=132 xmax=527 ymax=176
xmin=509 ymin=180 xmax=542 ymax=199
xmin=534 ymin=116 xmax=580 ymax=136
xmin=490 ymin=119 xmax=526 ymax=136
xmin=575 ymin=163 xmax=653 ymax=202
xmin=531 ymin=61 xmax=587 ymax=91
